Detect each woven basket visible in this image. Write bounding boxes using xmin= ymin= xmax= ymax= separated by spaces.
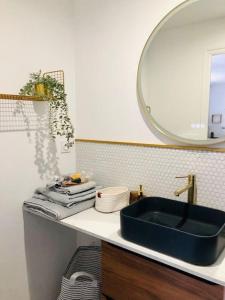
xmin=57 ymin=246 xmax=101 ymax=300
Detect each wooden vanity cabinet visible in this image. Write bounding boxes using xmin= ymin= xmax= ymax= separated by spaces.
xmin=101 ymin=242 xmax=224 ymax=300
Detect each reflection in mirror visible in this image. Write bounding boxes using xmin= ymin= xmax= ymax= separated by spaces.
xmin=138 ymin=0 xmax=225 ymax=144
xmin=208 ymin=53 xmax=225 ymax=138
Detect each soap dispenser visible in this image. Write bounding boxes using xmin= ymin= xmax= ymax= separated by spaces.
xmin=138 ymin=184 xmax=145 ymax=200
xmin=129 ymin=185 xmax=145 ymax=204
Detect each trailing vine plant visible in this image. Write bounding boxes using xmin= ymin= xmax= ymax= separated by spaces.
xmin=19 ymin=71 xmax=74 ymax=148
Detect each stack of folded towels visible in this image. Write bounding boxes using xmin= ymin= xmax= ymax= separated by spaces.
xmin=24 ymin=180 xmax=96 ymax=221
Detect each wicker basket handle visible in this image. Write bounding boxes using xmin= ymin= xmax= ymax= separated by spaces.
xmin=69 ymin=271 xmax=98 ymax=287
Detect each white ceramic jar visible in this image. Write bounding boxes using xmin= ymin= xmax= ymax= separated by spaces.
xmin=95 ymin=186 xmax=129 ymax=213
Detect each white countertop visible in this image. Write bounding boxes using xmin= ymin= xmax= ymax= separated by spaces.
xmin=61 ymin=208 xmax=225 ymax=287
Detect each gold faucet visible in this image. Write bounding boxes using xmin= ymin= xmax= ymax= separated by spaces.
xmin=174 ymin=174 xmax=197 ymax=205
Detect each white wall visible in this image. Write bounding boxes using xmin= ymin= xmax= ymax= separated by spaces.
xmin=1 ymin=1 xmax=187 ymax=299
xmin=3 ymin=0 xmax=225 ymax=298
xmin=73 ymin=0 xmax=183 ymax=144
xmin=0 ymin=1 xmax=77 ymax=299
xmin=73 ymin=0 xmax=225 ymax=148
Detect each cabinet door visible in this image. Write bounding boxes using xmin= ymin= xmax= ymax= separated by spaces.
xmin=102 ymin=242 xmax=224 ymax=300
xmin=101 ymin=294 xmax=110 ymax=300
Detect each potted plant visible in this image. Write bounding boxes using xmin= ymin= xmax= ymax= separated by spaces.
xmin=19 ymin=70 xmax=74 ymax=148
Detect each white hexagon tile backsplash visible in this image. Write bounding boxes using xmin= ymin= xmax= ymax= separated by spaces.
xmin=76 ymin=142 xmax=225 ymax=211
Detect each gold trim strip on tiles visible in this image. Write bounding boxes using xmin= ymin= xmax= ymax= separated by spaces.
xmin=75 ymin=139 xmax=225 ymax=153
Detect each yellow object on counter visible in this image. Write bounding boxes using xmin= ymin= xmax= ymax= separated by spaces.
xmin=71 ymin=173 xmax=81 ymax=180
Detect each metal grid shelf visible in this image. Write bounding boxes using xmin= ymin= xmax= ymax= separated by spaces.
xmin=0 ymin=70 xmax=64 ymax=101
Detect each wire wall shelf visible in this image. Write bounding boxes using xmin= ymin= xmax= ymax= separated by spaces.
xmin=0 ymin=99 xmax=46 ymax=132
xmin=0 ymin=70 xmax=64 ymax=132
xmin=0 ymin=70 xmax=64 ymax=101
xmin=44 ymin=70 xmax=64 ymax=85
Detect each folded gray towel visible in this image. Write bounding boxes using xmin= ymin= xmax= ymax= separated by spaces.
xmin=35 ymin=187 xmax=96 ymax=207
xmin=24 ymin=197 xmax=95 ymax=221
xmin=49 ymin=181 xmax=96 ymax=195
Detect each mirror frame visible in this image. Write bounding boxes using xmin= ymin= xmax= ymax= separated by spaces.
xmin=137 ymin=0 xmax=225 ymax=145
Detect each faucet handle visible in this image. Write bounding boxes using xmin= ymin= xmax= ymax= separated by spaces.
xmin=175 ymin=175 xmax=189 ymax=179
xmin=175 ymin=174 xmax=195 ymax=182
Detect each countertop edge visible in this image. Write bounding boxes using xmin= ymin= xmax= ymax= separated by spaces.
xmin=24 ymin=208 xmax=225 ymax=287
xmin=61 ymin=219 xmax=225 ymax=286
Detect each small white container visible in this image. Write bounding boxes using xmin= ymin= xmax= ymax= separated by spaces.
xmin=95 ymin=186 xmax=129 ymax=213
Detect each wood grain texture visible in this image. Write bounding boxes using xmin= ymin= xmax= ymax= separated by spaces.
xmin=102 ymin=242 xmax=224 ymax=300
xmin=101 ymin=294 xmax=113 ymax=300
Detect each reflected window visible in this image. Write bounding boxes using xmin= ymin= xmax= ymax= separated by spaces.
xmin=208 ymin=53 xmax=225 ymax=138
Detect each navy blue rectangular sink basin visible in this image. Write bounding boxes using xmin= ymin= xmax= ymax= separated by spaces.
xmin=120 ymin=197 xmax=225 ymax=265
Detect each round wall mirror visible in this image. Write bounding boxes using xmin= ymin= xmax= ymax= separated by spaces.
xmin=137 ymin=0 xmax=225 ymax=145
